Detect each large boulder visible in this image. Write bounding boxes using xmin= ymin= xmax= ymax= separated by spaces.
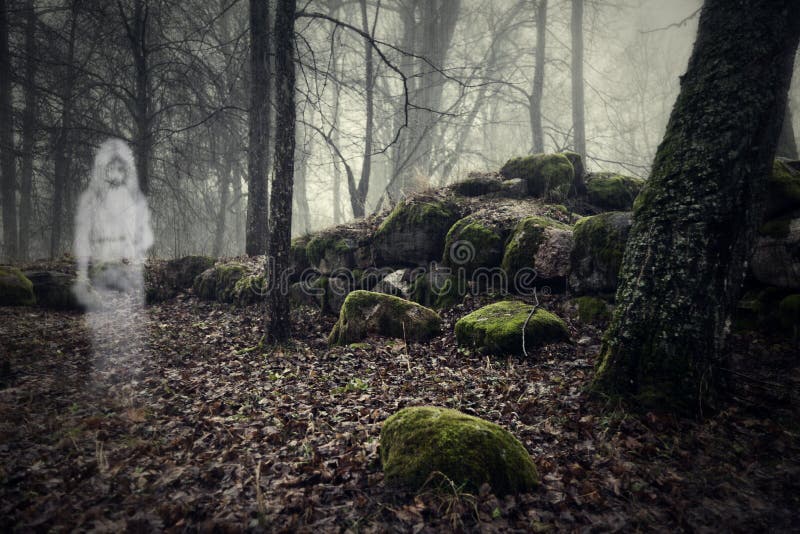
xmin=23 ymin=271 xmax=81 ymax=310
xmin=765 ymin=159 xmax=800 ymax=219
xmin=328 ymin=290 xmax=441 ymax=345
xmin=0 ymin=267 xmax=35 ymax=306
xmin=193 ymin=263 xmax=248 ymax=302
xmin=373 ymin=197 xmax=460 ymax=267
xmin=751 ymin=216 xmax=800 ymax=289
xmin=305 ymin=227 xmax=373 ymax=275
xmin=501 ymin=216 xmax=573 ymax=287
xmin=569 ymin=211 xmax=632 ymax=296
xmin=380 ymin=406 xmax=539 ymax=495
xmin=499 ymin=153 xmax=574 ymax=201
xmin=454 ymin=300 xmax=570 ymax=355
xmin=442 ymin=216 xmax=506 ymax=276
xmin=451 ymin=172 xmax=504 ymax=197
xmin=584 ymin=172 xmax=644 ymax=211
xmin=374 ymin=268 xmax=417 ymax=299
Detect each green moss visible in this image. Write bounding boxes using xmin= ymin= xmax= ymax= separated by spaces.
xmin=376 ymin=199 xmax=456 ymax=237
xmin=380 ymin=406 xmax=539 ymax=495
xmin=501 ymin=216 xmax=571 ymax=277
xmin=454 ymin=300 xmax=570 ymax=355
xmin=571 ymin=212 xmax=629 ymax=275
xmin=306 ymin=235 xmax=352 ymax=267
xmin=0 ymin=267 xmax=35 ymax=306
xmin=328 ymin=290 xmax=441 ymax=345
xmin=758 ymin=217 xmax=792 ymax=238
xmin=192 ymin=263 xmax=247 ymax=302
xmin=234 ymin=274 xmax=266 ymax=304
xmin=499 ymin=154 xmax=574 ymax=200
xmin=585 ymin=172 xmax=645 ymax=211
xmin=452 ymin=174 xmax=501 ymax=197
xmin=575 ymin=296 xmax=610 ymax=324
xmin=442 ymin=217 xmax=503 ymax=274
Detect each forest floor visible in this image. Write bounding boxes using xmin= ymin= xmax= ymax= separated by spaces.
xmin=1 ymin=287 xmax=800 ymax=532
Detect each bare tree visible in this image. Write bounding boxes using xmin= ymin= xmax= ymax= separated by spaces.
xmin=0 ymin=0 xmax=16 ymax=261
xmin=530 ymin=0 xmax=547 ymax=154
xmin=266 ymin=0 xmax=296 ymax=342
xmin=571 ymin=0 xmax=586 ymax=164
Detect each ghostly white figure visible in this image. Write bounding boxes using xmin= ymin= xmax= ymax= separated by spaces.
xmin=73 ymin=139 xmax=153 ymax=360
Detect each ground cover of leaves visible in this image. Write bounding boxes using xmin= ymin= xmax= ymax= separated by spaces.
xmin=1 ymin=289 xmax=799 ymax=532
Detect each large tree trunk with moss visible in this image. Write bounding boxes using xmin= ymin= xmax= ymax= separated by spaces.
xmin=592 ymin=0 xmax=800 ymax=416
xmin=266 ymin=0 xmax=296 ymax=342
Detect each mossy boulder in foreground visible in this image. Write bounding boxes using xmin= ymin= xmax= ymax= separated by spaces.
xmin=0 ymin=267 xmax=35 ymax=306
xmin=501 ymin=216 xmax=573 ymax=284
xmin=585 ymin=172 xmax=644 ymax=211
xmin=328 ymin=290 xmax=441 ymax=345
xmin=380 ymin=406 xmax=539 ymax=495
xmin=569 ymin=211 xmax=632 ymax=296
xmin=499 ymin=153 xmax=574 ymax=201
xmin=455 ymin=300 xmax=569 ymax=355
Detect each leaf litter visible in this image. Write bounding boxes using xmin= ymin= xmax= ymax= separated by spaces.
xmin=1 ymin=288 xmax=799 ymax=532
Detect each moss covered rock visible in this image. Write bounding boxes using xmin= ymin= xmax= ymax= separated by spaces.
xmin=0 ymin=267 xmax=35 ymax=306
xmin=374 ymin=197 xmax=460 ymax=267
xmin=765 ymin=159 xmax=800 ymax=219
xmin=442 ymin=216 xmax=505 ymax=275
xmin=146 ymin=255 xmax=215 ymax=303
xmin=192 ymin=263 xmax=247 ymax=302
xmin=23 ymin=271 xmax=81 ymax=310
xmin=455 ymin=300 xmax=569 ymax=355
xmin=452 ymin=172 xmax=504 ymax=197
xmin=585 ymin=172 xmax=645 ymax=211
xmin=501 ymin=216 xmax=573 ymax=285
xmin=380 ymin=406 xmax=539 ymax=495
xmin=328 ymin=290 xmax=441 ymax=345
xmin=233 ymin=274 xmax=266 ymax=304
xmin=574 ymin=296 xmax=610 ymax=324
xmin=499 ymin=153 xmax=574 ymax=201
xmin=751 ymin=217 xmax=800 ymax=289
xmin=290 ymin=236 xmax=311 ymax=281
xmin=306 ymin=228 xmax=372 ymax=275
xmin=569 ymin=212 xmax=632 ymax=296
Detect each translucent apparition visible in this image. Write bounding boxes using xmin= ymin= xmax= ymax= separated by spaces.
xmin=73 ymin=138 xmax=153 ymax=361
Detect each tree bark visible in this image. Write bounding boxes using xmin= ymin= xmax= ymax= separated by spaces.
xmin=592 ymin=0 xmax=800 ymax=416
xmin=18 ymin=0 xmax=36 ymax=261
xmin=0 ymin=0 xmax=17 ymax=261
xmin=530 ymin=0 xmax=546 ymax=154
xmin=51 ymin=1 xmax=78 ymax=259
xmin=246 ymin=0 xmax=271 ymax=256
xmin=350 ymin=0 xmax=375 ymax=219
xmin=570 ymin=0 xmax=586 ymax=170
xmin=266 ymin=0 xmax=296 ymax=342
xmin=212 ymin=133 xmax=232 ymax=257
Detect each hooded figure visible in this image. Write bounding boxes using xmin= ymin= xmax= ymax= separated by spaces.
xmin=73 ymin=138 xmax=153 ymax=308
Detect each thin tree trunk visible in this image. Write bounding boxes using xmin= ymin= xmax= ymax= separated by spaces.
xmin=351 ymin=0 xmax=375 ymax=219
xmin=571 ymin=0 xmax=586 ymax=172
xmin=0 ymin=0 xmax=17 ymax=261
xmin=213 ymin=134 xmax=232 ymax=257
xmin=122 ymin=0 xmax=152 ymax=196
xmin=592 ymin=0 xmax=800 ymax=416
xmin=530 ymin=0 xmax=546 ymax=154
xmin=51 ymin=1 xmax=78 ymax=259
xmin=266 ymin=0 xmax=296 ymax=342
xmin=246 ymin=0 xmax=271 ymax=255
xmin=18 ymin=0 xmax=36 ymax=261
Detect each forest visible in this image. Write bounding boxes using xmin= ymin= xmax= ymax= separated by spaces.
xmin=1 ymin=0 xmax=799 ymax=531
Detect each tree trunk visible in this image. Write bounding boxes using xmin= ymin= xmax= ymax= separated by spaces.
xmin=0 ymin=0 xmax=17 ymax=261
xmin=350 ymin=0 xmax=374 ymax=219
xmin=123 ymin=0 xmax=152 ymax=196
xmin=51 ymin=1 xmax=78 ymax=259
xmin=18 ymin=0 xmax=36 ymax=261
xmin=292 ymin=146 xmax=309 ymax=235
xmin=777 ymin=103 xmax=797 ymax=158
xmin=570 ymin=0 xmax=586 ymax=177
xmin=530 ymin=0 xmax=546 ymax=154
xmin=592 ymin=0 xmax=800 ymax=416
xmin=246 ymin=0 xmax=271 ymax=256
xmin=212 ymin=134 xmax=232 ymax=257
xmin=266 ymin=0 xmax=296 ymax=342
